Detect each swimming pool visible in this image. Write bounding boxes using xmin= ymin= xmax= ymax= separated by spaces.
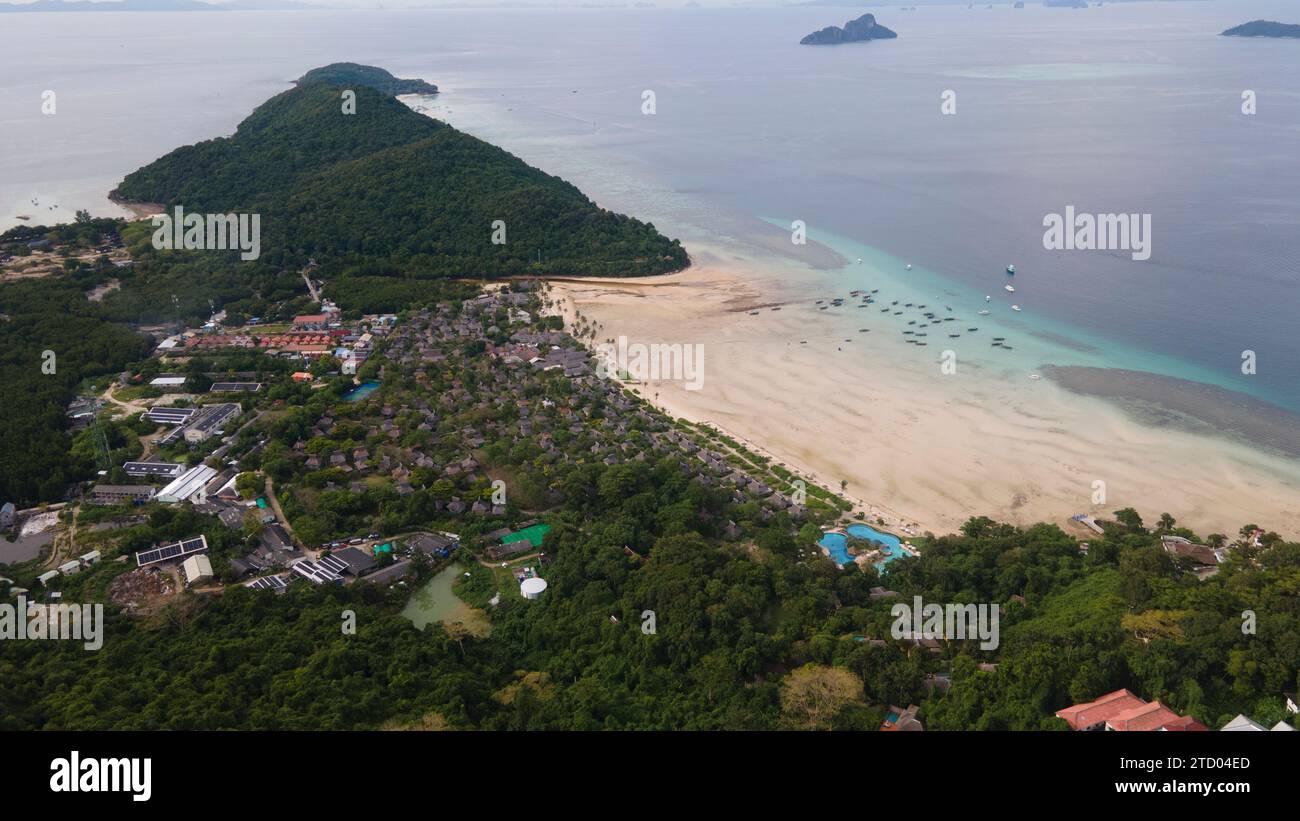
xmin=818 ymin=523 xmax=908 ymax=570
xmin=342 ymin=380 xmax=380 ymax=402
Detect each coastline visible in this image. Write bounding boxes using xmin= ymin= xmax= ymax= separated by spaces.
xmin=106 ymin=194 xmax=163 ymax=221
xmin=546 ymin=256 xmax=1300 ymax=540
xmin=542 ymin=268 xmax=928 ymax=537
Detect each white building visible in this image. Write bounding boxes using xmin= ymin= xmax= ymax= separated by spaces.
xmin=1221 ymin=714 xmax=1291 ymax=732
xmin=181 ymin=554 xmax=214 ymax=586
xmin=149 ymin=376 xmax=188 ymax=392
xmin=156 ymin=465 xmax=218 ymax=504
xmin=58 ymin=560 xmax=81 ymax=576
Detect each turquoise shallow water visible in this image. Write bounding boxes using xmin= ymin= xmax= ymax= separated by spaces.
xmin=785 ymin=222 xmax=1297 ymax=416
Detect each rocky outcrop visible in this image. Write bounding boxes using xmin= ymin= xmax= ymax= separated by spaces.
xmin=800 ymin=13 xmax=897 ymax=46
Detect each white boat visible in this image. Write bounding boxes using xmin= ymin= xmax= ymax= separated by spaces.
xmin=1011 ymin=305 xmax=1022 ymax=312
xmin=906 ymin=263 xmax=912 ymax=270
xmin=985 ymin=295 xmax=991 ymax=302
xmin=978 ymin=309 xmax=990 ymax=315
xmin=1006 ymin=264 xmax=1016 ymax=275
xmin=1028 ymin=373 xmax=1041 ymax=380
xmin=1004 ymin=284 xmax=1015 ymax=292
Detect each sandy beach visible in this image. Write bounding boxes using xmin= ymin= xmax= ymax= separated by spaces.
xmin=546 ymin=253 xmax=1300 ymax=540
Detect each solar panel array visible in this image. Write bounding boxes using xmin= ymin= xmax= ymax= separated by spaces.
xmin=135 ymin=535 xmax=208 ymax=567
xmin=317 ymin=554 xmax=350 ymax=575
xmin=210 ymin=382 xmax=261 ymax=392
xmin=191 ymin=403 xmax=240 ymax=434
xmin=145 ymin=407 xmax=196 ymax=425
xmin=123 ymin=461 xmax=185 ymax=478
xmin=247 ymin=575 xmax=287 ymax=591
xmin=291 ymin=560 xmax=343 ymax=585
xmin=158 ymin=426 xmax=187 ymax=446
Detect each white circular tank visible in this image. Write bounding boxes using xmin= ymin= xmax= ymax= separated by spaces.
xmin=520 ymin=577 xmax=548 ymax=600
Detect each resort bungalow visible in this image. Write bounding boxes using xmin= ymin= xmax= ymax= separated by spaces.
xmin=1160 ymin=535 xmax=1227 ymax=578
xmin=37 ymin=570 xmax=60 ymax=587
xmin=1055 ymin=689 xmax=1205 ymax=731
xmin=881 ymin=705 xmax=923 ymax=732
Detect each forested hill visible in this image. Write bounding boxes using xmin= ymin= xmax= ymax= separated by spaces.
xmin=112 ymin=80 xmax=688 ymax=279
xmin=295 ymin=62 xmax=439 ymax=95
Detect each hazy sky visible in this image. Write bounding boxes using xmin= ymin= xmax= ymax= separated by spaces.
xmin=4 ymin=0 xmax=994 ymax=8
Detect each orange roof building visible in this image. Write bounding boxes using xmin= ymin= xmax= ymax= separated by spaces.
xmin=1056 ymin=689 xmax=1206 ymax=731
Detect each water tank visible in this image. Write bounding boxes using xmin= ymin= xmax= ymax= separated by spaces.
xmin=520 ymin=577 xmax=548 ymax=600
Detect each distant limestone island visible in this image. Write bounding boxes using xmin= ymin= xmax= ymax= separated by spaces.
xmin=800 ymin=13 xmax=897 ymax=46
xmin=1222 ymin=20 xmax=1300 ymax=39
xmin=295 ymin=63 xmax=438 ymax=96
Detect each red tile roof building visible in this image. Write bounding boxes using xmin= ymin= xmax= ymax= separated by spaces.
xmin=1055 ymin=689 xmax=1206 ymax=731
xmin=293 ymin=314 xmax=329 ymax=329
